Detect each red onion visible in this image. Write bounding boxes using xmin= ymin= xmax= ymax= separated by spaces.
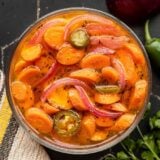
xmin=41 ymin=78 xmax=91 ymax=102
xmin=75 ymin=85 xmax=122 ymax=118
xmin=106 ymin=0 xmax=160 ymax=24
xmin=90 ymin=36 xmax=129 ymax=50
xmin=30 ymin=18 xmax=66 ymax=44
xmin=88 ymin=45 xmax=115 ymax=55
xmin=64 ymin=14 xmax=113 ymax=41
xmin=112 ymin=58 xmax=126 ymax=90
xmin=35 ymin=61 xmax=60 ymax=86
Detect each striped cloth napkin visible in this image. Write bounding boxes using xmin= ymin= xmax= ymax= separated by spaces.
xmin=0 ymin=69 xmax=50 ymax=160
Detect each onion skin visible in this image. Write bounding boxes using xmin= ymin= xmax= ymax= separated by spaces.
xmin=41 ymin=78 xmax=91 ymax=102
xmin=106 ymin=0 xmax=160 ymax=24
xmin=75 ymin=85 xmax=122 ymax=119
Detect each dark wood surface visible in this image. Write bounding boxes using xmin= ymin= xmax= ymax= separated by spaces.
xmin=0 ymin=0 xmax=160 ymax=159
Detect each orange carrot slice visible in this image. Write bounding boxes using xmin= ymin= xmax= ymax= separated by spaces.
xmin=129 ymin=80 xmax=147 ymax=111
xmin=17 ymin=66 xmax=42 ymax=86
xmin=56 ymin=44 xmax=85 ymax=65
xmin=21 ymin=44 xmax=42 ymax=61
xmin=35 ymin=54 xmax=55 ymax=74
xmin=25 ymin=108 xmax=53 ymax=134
xmin=124 ymin=43 xmax=145 ymax=65
xmin=18 ymin=85 xmax=34 ymax=111
xmin=80 ymin=53 xmax=110 ymax=69
xmin=42 ymin=103 xmax=59 ymax=115
xmin=104 ymin=103 xmax=127 ymax=112
xmin=82 ymin=113 xmax=96 ymax=137
xmin=68 ymin=88 xmax=87 ymax=111
xmin=11 ymin=81 xmax=28 ymax=101
xmin=94 ymin=93 xmax=121 ymax=105
xmin=14 ymin=60 xmax=30 ymax=74
xmin=95 ymin=117 xmax=115 ymax=127
xmin=102 ymin=66 xmax=119 ymax=84
xmin=69 ymin=68 xmax=100 ymax=83
xmin=91 ymin=130 xmax=108 ymax=142
xmin=116 ymin=49 xmax=138 ymax=87
xmin=111 ymin=113 xmax=136 ymax=131
xmin=44 ymin=26 xmax=64 ymax=50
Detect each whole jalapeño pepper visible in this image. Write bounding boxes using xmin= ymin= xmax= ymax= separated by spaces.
xmin=145 ymin=20 xmax=160 ymax=68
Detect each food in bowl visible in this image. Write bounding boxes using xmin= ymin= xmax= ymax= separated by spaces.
xmin=10 ymin=10 xmax=149 ymax=146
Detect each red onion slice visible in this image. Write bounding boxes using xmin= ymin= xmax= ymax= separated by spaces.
xmin=112 ymin=58 xmax=126 ymax=90
xmin=75 ymin=85 xmax=122 ymax=119
xmin=41 ymin=78 xmax=91 ymax=102
xmin=35 ymin=61 xmax=60 ymax=86
xmin=88 ymin=44 xmax=115 ymax=54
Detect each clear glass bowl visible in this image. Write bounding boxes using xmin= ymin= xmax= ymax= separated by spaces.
xmin=6 ymin=7 xmax=152 ymax=155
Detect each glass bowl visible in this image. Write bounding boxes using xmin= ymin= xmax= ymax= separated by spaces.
xmin=6 ymin=7 xmax=152 ymax=155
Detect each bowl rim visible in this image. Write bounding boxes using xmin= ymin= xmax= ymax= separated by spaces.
xmin=5 ymin=7 xmax=152 ymax=155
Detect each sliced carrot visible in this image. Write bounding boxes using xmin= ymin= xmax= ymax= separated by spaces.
xmin=110 ymin=103 xmax=127 ymax=112
xmin=17 ymin=65 xmax=42 ymax=86
xmin=94 ymin=93 xmax=121 ymax=105
xmin=69 ymin=68 xmax=101 ymax=83
xmin=116 ymin=49 xmax=138 ymax=87
xmin=124 ymin=43 xmax=145 ymax=65
xmin=47 ymin=86 xmax=72 ymax=110
xmin=102 ymin=66 xmax=119 ymax=84
xmin=104 ymin=103 xmax=127 ymax=112
xmin=91 ymin=130 xmax=108 ymax=142
xmin=68 ymin=88 xmax=87 ymax=111
xmin=129 ymin=80 xmax=147 ymax=111
xmin=82 ymin=113 xmax=96 ymax=137
xmin=18 ymin=85 xmax=34 ymax=111
xmin=11 ymin=81 xmax=28 ymax=101
xmin=14 ymin=60 xmax=30 ymax=74
xmin=21 ymin=44 xmax=42 ymax=62
xmin=56 ymin=44 xmax=85 ymax=65
xmin=41 ymin=102 xmax=60 ymax=115
xmin=121 ymin=90 xmax=131 ymax=106
xmin=80 ymin=54 xmax=110 ymax=69
xmin=77 ymin=125 xmax=90 ymax=144
xmin=77 ymin=113 xmax=96 ymax=144
xmin=35 ymin=53 xmax=55 ymax=74
xmin=44 ymin=26 xmax=64 ymax=50
xmin=25 ymin=108 xmax=53 ymax=134
xmin=111 ymin=113 xmax=136 ymax=131
xmin=95 ymin=117 xmax=115 ymax=127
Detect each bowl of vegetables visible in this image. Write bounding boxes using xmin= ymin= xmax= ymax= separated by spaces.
xmin=6 ymin=8 xmax=151 ymax=154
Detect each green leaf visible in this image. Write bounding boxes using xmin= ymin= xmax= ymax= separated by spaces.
xmin=154 ymin=119 xmax=160 ymax=128
xmin=123 ymin=138 xmax=136 ymax=152
xmin=137 ymin=139 xmax=147 ymax=149
xmin=156 ymin=111 xmax=160 ymax=118
xmin=149 ymin=117 xmax=157 ymax=130
xmin=149 ymin=117 xmax=160 ymax=129
xmin=143 ymin=135 xmax=158 ymax=154
xmin=117 ymin=151 xmax=130 ymax=159
xmin=156 ymin=140 xmax=160 ymax=151
xmin=141 ymin=151 xmax=154 ymax=160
